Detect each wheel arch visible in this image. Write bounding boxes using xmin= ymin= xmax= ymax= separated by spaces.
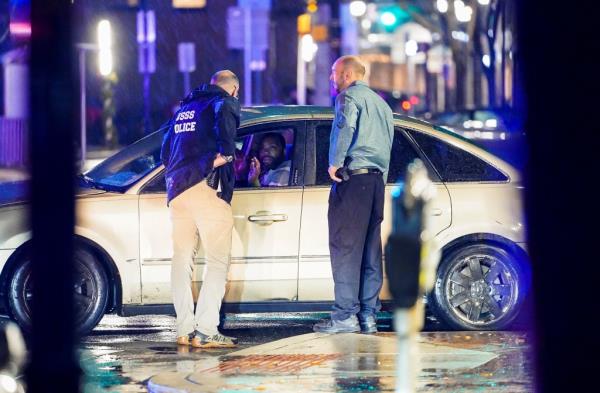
xmin=435 ymin=233 xmax=532 ymax=302
xmin=440 ymin=233 xmax=529 ymax=272
xmin=0 ymin=236 xmax=123 ymax=316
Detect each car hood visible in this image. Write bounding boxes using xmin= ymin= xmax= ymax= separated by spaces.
xmin=0 ymin=182 xmax=107 ymax=208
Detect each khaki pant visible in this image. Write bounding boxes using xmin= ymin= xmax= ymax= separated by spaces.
xmin=169 ymin=180 xmax=233 ymax=337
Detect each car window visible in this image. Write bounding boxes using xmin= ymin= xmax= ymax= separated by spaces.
xmin=408 ymin=130 xmax=509 ymax=182
xmin=142 ymin=170 xmax=166 ymax=193
xmin=315 ymin=125 xmax=332 ymax=186
xmin=314 ymin=124 xmax=423 ymax=185
xmin=387 ymin=128 xmax=423 ymax=184
xmin=234 ymin=128 xmax=295 ymax=188
xmin=86 ymin=130 xmax=164 ymax=192
xmin=141 ymin=127 xmax=297 ymax=194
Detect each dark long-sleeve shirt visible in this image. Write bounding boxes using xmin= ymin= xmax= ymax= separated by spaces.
xmin=161 ymin=84 xmax=240 ymax=204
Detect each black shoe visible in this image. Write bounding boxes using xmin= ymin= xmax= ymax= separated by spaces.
xmin=313 ymin=316 xmax=360 ymax=333
xmin=359 ymin=315 xmax=378 ymax=334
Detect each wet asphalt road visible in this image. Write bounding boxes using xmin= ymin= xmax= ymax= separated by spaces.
xmin=75 ymin=314 xmax=532 ymax=393
xmin=0 ymin=313 xmax=533 ymax=392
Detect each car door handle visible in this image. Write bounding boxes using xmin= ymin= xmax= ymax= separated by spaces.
xmin=248 ymin=211 xmax=288 ymax=226
xmin=431 ymin=208 xmax=443 ymax=216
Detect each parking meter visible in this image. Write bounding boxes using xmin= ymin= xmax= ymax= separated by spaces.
xmin=384 ymin=159 xmax=439 ymax=393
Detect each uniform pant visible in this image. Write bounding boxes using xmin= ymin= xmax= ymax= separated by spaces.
xmin=168 ymin=180 xmax=233 ymax=337
xmin=328 ymin=173 xmax=385 ymax=321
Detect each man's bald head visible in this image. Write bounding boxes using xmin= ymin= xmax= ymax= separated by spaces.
xmin=330 ymin=55 xmax=366 ymax=93
xmin=210 ymin=70 xmax=240 ymax=98
xmin=335 ymin=56 xmax=366 ymax=78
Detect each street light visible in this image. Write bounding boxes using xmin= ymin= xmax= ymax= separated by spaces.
xmin=97 ymin=20 xmax=112 ymax=76
xmin=349 ymin=1 xmax=367 ymax=17
xmin=297 ymin=34 xmax=318 ymax=105
xmin=436 ymin=0 xmax=448 ymax=13
xmin=300 ymin=34 xmax=318 ymax=62
xmin=454 ymin=1 xmax=473 ymax=23
xmin=76 ymin=19 xmax=115 ymax=168
xmin=76 ymin=43 xmax=97 ymax=168
xmin=380 ymin=11 xmax=397 ymax=27
xmin=405 ymin=40 xmax=418 ymax=57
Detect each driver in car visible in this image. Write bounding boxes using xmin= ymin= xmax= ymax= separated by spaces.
xmin=247 ymin=132 xmax=291 ymax=187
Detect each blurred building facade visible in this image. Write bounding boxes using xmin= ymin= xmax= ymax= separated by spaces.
xmin=0 ymin=0 xmax=519 ymax=154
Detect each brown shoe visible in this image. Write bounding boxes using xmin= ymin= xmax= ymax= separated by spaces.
xmin=176 ymin=332 xmax=194 ymax=345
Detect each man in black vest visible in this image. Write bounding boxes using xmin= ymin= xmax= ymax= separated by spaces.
xmin=161 ymin=70 xmax=240 ymax=348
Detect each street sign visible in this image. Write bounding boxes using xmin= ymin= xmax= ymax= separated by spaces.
xmin=227 ymin=6 xmax=269 ymax=52
xmin=178 ymin=42 xmax=196 ymax=72
xmin=137 ymin=10 xmax=156 ymax=74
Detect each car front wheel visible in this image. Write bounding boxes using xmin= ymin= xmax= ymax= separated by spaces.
xmin=8 ymin=247 xmax=109 ymax=336
xmin=430 ymin=243 xmax=526 ymax=330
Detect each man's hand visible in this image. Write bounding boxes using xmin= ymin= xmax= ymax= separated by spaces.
xmin=328 ymin=165 xmax=342 ymax=183
xmin=213 ymin=154 xmax=228 ymax=168
xmin=248 ymin=157 xmax=262 ymax=186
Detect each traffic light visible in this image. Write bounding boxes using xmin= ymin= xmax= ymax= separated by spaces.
xmin=377 ymin=5 xmax=410 ymax=32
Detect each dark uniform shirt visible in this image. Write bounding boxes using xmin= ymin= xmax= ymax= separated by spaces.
xmin=161 ymin=84 xmax=240 ymax=204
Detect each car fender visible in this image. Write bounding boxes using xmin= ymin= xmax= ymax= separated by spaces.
xmin=73 ymin=225 xmax=140 ymax=305
xmin=434 ymin=224 xmax=528 ymax=257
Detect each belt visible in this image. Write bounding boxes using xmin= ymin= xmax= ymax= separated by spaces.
xmin=349 ymin=168 xmax=382 ymax=176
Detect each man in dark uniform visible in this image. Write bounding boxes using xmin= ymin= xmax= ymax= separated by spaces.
xmin=314 ymin=56 xmax=394 ymax=334
xmin=161 ymin=70 xmax=240 ymax=347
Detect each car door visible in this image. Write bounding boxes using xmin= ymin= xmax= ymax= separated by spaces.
xmin=297 ymin=121 xmax=452 ymax=302
xmin=137 ymin=120 xmax=305 ymax=305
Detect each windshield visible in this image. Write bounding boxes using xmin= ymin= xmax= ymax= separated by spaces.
xmin=85 ymin=129 xmax=165 ymax=192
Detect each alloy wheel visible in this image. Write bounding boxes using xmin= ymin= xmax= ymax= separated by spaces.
xmin=444 ymin=253 xmax=518 ymax=326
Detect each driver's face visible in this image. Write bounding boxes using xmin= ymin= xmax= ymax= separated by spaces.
xmin=258 ymin=137 xmax=283 ymax=167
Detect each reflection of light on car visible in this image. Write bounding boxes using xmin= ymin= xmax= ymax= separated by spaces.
xmin=463 ymin=120 xmax=484 ymax=129
xmin=485 ymin=119 xmax=498 ymax=128
xmin=462 ymin=130 xmax=505 ymax=140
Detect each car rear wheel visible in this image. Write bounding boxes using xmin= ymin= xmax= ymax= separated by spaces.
xmin=8 ymin=247 xmax=109 ymax=336
xmin=430 ymin=243 xmax=526 ymax=330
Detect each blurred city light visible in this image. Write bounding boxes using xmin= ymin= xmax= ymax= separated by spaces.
xmin=137 ymin=10 xmax=156 ymax=43
xmin=409 ymin=95 xmax=420 ymax=105
xmin=380 ymin=11 xmax=397 ymax=27
xmin=405 ymin=40 xmax=418 ymax=56
xmin=97 ymin=20 xmax=113 ymax=76
xmin=349 ymin=1 xmax=367 ymax=17
xmin=401 ymin=100 xmax=411 ymax=111
xmin=300 ymin=34 xmax=318 ymax=62
xmin=478 ymin=0 xmax=490 ymax=5
xmin=361 ymin=19 xmax=372 ymax=29
xmin=436 ymin=0 xmax=449 ymax=13
xmin=482 ymin=54 xmax=490 ymax=67
xmin=454 ymin=1 xmax=473 ymax=22
xmin=9 ymin=22 xmax=31 ymax=37
xmin=485 ymin=119 xmax=498 ymax=128
xmin=451 ymin=30 xmax=469 ymax=42
xmin=146 ymin=11 xmax=156 ymax=43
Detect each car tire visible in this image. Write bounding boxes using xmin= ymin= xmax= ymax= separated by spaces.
xmin=8 ymin=247 xmax=109 ymax=336
xmin=430 ymin=243 xmax=526 ymax=330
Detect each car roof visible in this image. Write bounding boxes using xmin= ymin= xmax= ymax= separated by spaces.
xmin=241 ymin=105 xmax=474 ymax=144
